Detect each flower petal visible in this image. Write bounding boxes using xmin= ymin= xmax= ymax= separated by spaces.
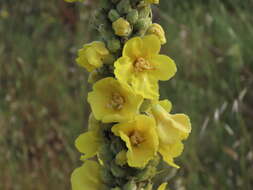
xmin=131 ymin=74 xmax=159 ymax=100
xmin=114 ymin=57 xmax=134 ymax=85
xmin=149 ymin=54 xmax=177 ymax=81
xmin=142 ymin=35 xmax=161 ymax=56
xmin=75 ymin=131 xmax=100 ymax=159
xmin=71 ymin=161 xmax=103 ymax=190
xmin=123 ymin=37 xmax=143 ymax=59
xmin=159 ymin=142 xmax=184 ymax=168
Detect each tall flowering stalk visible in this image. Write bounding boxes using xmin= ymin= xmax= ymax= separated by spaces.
xmin=67 ymin=0 xmax=191 ymax=189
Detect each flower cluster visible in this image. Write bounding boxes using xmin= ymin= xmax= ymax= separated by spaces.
xmin=67 ymin=0 xmax=191 ymax=189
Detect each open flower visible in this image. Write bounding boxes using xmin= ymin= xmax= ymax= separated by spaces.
xmin=88 ymin=77 xmax=143 ymax=123
xmin=76 ymin=41 xmax=110 ymax=72
xmin=75 ymin=114 xmax=102 ymax=160
xmin=71 ymin=160 xmax=107 ymax=190
xmin=114 ymin=35 xmax=176 ymax=99
xmin=112 ymin=115 xmax=159 ymax=168
xmin=150 ymin=102 xmax=191 ymax=168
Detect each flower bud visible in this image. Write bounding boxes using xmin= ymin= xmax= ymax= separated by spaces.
xmin=126 ymin=9 xmax=139 ymax=25
xmin=123 ymin=181 xmax=137 ymax=190
xmin=98 ymin=144 xmax=114 ymax=165
xmin=116 ymin=0 xmax=132 ymax=14
xmin=136 ymin=165 xmax=157 ymax=181
xmin=108 ymin=9 xmax=120 ymax=22
xmin=110 ymin=137 xmax=125 ymax=154
xmin=99 ymin=24 xmax=115 ymax=40
xmin=115 ymin=150 xmax=127 ymax=166
xmin=100 ymin=167 xmax=115 ymax=185
xmin=113 ymin=18 xmax=132 ymax=37
xmin=146 ymin=23 xmax=166 ymax=44
xmin=134 ymin=18 xmax=152 ymax=34
xmin=94 ymin=10 xmax=108 ymax=25
xmin=110 ymin=160 xmax=127 ymax=178
xmin=149 ymin=155 xmax=161 ymax=167
xmin=107 ymin=38 xmax=121 ymax=53
xmin=138 ymin=5 xmax=151 ymax=18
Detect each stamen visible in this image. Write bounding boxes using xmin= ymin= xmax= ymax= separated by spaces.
xmin=130 ymin=131 xmax=145 ymax=146
xmin=133 ymin=57 xmax=154 ymax=72
xmin=107 ymin=92 xmax=125 ymax=110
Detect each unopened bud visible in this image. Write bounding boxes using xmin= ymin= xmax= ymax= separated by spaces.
xmin=108 ymin=9 xmax=120 ymax=22
xmin=111 ymin=160 xmax=126 ymax=178
xmin=126 ymin=9 xmax=139 ymax=24
xmin=94 ymin=11 xmax=108 ymax=25
xmin=123 ymin=181 xmax=137 ymax=190
xmin=115 ymin=150 xmax=127 ymax=166
xmin=110 ymin=137 xmax=125 ymax=154
xmin=98 ymin=144 xmax=114 ymax=165
xmin=138 ymin=5 xmax=151 ymax=18
xmin=136 ymin=165 xmax=157 ymax=181
xmin=116 ymin=0 xmax=132 ymax=14
xmin=99 ymin=24 xmax=115 ymax=40
xmin=113 ymin=18 xmax=132 ymax=37
xmin=147 ymin=23 xmax=166 ymax=44
xmin=107 ymin=38 xmax=121 ymax=53
xmin=149 ymin=155 xmax=161 ymax=167
xmin=100 ymin=167 xmax=115 ymax=185
xmin=134 ymin=18 xmax=152 ymax=34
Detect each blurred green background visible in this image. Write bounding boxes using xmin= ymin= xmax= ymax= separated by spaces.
xmin=0 ymin=0 xmax=252 ymax=189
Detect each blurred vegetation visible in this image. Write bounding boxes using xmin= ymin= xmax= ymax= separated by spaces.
xmin=0 ymin=0 xmax=252 ymax=189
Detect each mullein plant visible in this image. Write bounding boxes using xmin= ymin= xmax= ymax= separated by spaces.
xmin=67 ymin=0 xmax=191 ymax=189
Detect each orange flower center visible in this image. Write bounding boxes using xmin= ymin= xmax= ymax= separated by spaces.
xmin=108 ymin=92 xmax=125 ymax=110
xmin=130 ymin=131 xmax=145 ymax=146
xmin=133 ymin=57 xmax=154 ymax=72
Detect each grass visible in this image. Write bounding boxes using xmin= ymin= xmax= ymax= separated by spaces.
xmin=0 ymin=0 xmax=252 ymax=189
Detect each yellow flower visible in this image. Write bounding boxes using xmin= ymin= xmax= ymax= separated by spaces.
xmin=88 ymin=77 xmax=143 ymax=123
xmin=114 ymin=35 xmax=177 ymax=99
xmin=150 ymin=102 xmax=191 ymax=168
xmin=76 ymin=41 xmax=110 ymax=72
xmin=71 ymin=160 xmax=107 ymax=190
xmin=112 ymin=115 xmax=159 ymax=168
xmin=147 ymin=23 xmax=167 ymax=44
xmin=75 ymin=114 xmax=101 ymax=160
xmin=158 ymin=183 xmax=168 ymax=190
xmin=112 ymin=18 xmax=132 ymax=37
xmin=146 ymin=0 xmax=159 ymax=4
